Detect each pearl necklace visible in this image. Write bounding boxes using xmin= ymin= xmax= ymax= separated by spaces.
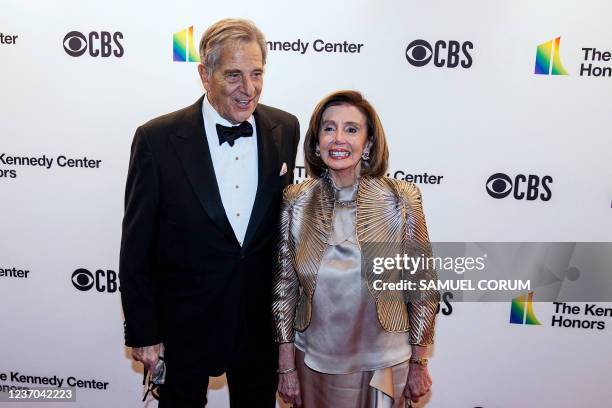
xmin=334 ymin=198 xmax=356 ymax=207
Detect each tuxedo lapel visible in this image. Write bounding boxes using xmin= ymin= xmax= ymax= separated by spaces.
xmin=169 ymin=96 xmax=239 ymax=245
xmin=242 ymin=106 xmax=281 ymax=249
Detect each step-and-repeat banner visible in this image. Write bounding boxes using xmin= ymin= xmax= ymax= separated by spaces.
xmin=2 ymin=0 xmax=611 ymax=407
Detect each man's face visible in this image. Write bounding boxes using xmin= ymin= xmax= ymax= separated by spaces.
xmin=198 ymin=40 xmax=264 ymax=124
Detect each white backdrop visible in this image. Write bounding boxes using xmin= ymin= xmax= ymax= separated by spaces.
xmin=1 ymin=0 xmax=612 ymax=407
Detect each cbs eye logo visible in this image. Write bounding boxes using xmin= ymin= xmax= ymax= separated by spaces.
xmin=72 ymin=268 xmax=118 ymax=293
xmin=486 ymin=173 xmax=553 ymax=201
xmin=63 ymin=31 xmax=124 ymax=58
xmin=405 ymin=39 xmax=473 ymax=68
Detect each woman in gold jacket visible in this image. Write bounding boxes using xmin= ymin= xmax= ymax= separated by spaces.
xmin=273 ymin=90 xmax=438 ymax=407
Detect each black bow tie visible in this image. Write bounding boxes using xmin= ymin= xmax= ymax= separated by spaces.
xmin=216 ymin=121 xmax=253 ymax=147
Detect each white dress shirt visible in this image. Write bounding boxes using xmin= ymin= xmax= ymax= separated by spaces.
xmin=202 ymin=94 xmax=258 ymax=246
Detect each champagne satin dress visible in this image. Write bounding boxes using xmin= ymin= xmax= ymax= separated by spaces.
xmin=294 ymin=179 xmax=411 ymax=408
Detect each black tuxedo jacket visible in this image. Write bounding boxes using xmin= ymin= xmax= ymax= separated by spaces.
xmin=119 ymin=96 xmax=300 ymax=376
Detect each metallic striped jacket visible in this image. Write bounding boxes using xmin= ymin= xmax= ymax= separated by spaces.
xmin=271 ymin=175 xmax=438 ymax=346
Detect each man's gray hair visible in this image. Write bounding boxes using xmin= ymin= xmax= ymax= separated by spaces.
xmin=199 ymin=18 xmax=267 ymax=75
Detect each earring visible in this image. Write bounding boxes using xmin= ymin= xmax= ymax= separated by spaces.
xmin=361 ymin=150 xmax=370 ymax=161
xmin=315 ymin=145 xmax=321 ymax=157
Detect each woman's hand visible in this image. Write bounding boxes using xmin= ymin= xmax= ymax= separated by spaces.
xmin=277 ymin=342 xmax=302 ymax=407
xmin=403 ymin=363 xmax=432 ymax=404
xmin=278 ymin=370 xmax=302 ymax=407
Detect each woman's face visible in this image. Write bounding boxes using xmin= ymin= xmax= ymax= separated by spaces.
xmin=317 ymin=103 xmax=370 ymax=185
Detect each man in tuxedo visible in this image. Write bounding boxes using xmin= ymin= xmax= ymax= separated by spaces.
xmin=119 ymin=18 xmax=300 ymax=407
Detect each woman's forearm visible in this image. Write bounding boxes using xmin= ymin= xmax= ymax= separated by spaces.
xmin=278 ymin=342 xmax=296 ymax=369
xmin=411 ymin=344 xmax=429 ymax=360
